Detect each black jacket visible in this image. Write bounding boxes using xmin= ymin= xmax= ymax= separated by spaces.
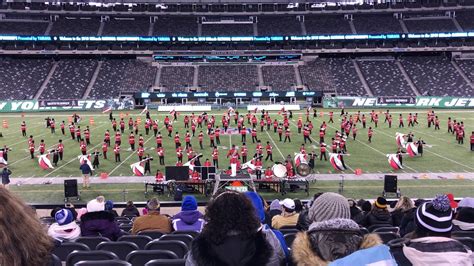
xmin=296 ymin=208 xmax=311 ymax=231
xmin=187 ymin=231 xmax=274 ymax=266
xmin=363 ymin=209 xmax=393 ymax=228
xmin=121 ymin=206 xmax=140 ymax=217
xmin=399 ymin=208 xmax=416 ymax=237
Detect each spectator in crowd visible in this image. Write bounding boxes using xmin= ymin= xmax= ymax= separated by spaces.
xmin=292 ymin=192 xmax=389 ymax=265
xmin=348 ymin=199 xmax=365 ymax=225
xmin=121 ymin=200 xmax=140 ymax=217
xmin=362 ymin=197 xmax=393 ymax=228
xmin=296 ymin=193 xmax=323 ymax=231
xmin=391 ymin=196 xmax=414 ymax=226
xmin=172 ymin=195 xmax=205 ymax=232
xmin=457 ymin=197 xmax=474 ymax=209
xmin=294 ymin=199 xmax=303 ymax=213
xmin=269 ymin=199 xmax=282 ymax=220
xmin=50 ymin=206 xmax=62 ymax=218
xmin=186 ymin=191 xmax=280 ymax=265
xmin=399 ymin=198 xmax=425 ymax=237
xmin=64 ymin=202 xmax=78 ymax=220
xmin=0 ymin=187 xmax=54 ymax=266
xmin=397 ymin=195 xmax=472 ymax=265
xmin=360 ymin=199 xmax=373 ymax=215
xmin=245 ymin=191 xmax=288 ymax=263
xmin=272 ymin=198 xmax=299 ymax=229
xmin=48 ymin=208 xmax=81 ymax=241
xmin=80 ymin=196 xmax=122 ymax=240
xmin=105 ymin=200 xmax=118 ymax=218
xmin=452 ymin=207 xmax=474 ymax=232
xmin=132 ymin=198 xmax=172 ymax=234
xmin=79 ymin=160 xmax=92 ymax=189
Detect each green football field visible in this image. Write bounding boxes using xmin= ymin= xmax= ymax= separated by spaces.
xmin=0 ymin=108 xmax=473 ymax=203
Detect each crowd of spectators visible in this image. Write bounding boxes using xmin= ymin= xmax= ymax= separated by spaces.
xmin=1 ymin=186 xmax=473 ymax=265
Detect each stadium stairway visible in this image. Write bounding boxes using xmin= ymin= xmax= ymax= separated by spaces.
xmin=352 ymin=59 xmax=374 ymax=97
xmin=83 ymin=61 xmax=104 ymax=99
xmin=33 ymin=61 xmax=58 ymax=100
xmin=450 ymin=60 xmax=474 ymax=89
xmin=395 ymin=60 xmax=421 ymax=96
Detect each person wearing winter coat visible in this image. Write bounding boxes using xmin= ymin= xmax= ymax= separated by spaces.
xmin=452 ymin=206 xmax=474 ymax=232
xmin=172 ymin=196 xmax=205 ymax=232
xmin=80 ymin=197 xmax=122 ymax=240
xmin=292 ymin=192 xmax=391 ymax=265
xmin=394 ymin=195 xmax=473 ymax=266
xmin=362 ymin=197 xmax=393 ymax=229
xmin=121 ymin=201 xmax=140 ymax=217
xmin=48 ymin=209 xmax=81 ymax=241
xmin=186 ymin=191 xmax=280 ymax=266
xmin=348 ymin=199 xmax=365 ymax=225
xmin=244 ymin=191 xmax=288 ymax=265
xmin=391 ymin=196 xmax=414 ymax=227
xmin=132 ymin=198 xmax=172 ymax=234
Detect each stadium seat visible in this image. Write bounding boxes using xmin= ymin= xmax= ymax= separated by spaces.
xmin=137 ymin=230 xmax=164 ymax=239
xmin=53 ymin=242 xmax=90 ymax=261
xmin=145 ymin=259 xmax=186 ymax=266
xmin=126 ymin=250 xmax=179 ymax=266
xmin=171 ymin=230 xmax=199 ymax=238
xmin=376 ymin=232 xmax=400 ymax=244
xmin=368 ymin=224 xmax=394 ymax=232
xmin=387 ymin=238 xmax=411 ymax=266
xmin=75 ymin=260 xmax=131 ymax=266
xmin=119 ymin=224 xmax=133 ymax=232
xmin=96 ymin=241 xmax=139 ymax=260
xmin=76 ymin=236 xmax=111 ymax=250
xmin=118 ymin=235 xmax=153 ymax=249
xmin=47 ymin=254 xmax=61 ymax=266
xmin=284 ymin=233 xmax=296 ymax=248
xmin=279 ymin=228 xmax=298 ymax=235
xmin=159 ymin=234 xmax=193 ymax=247
xmin=115 ymin=217 xmax=131 ymax=223
xmin=66 ymin=250 xmax=119 ymax=266
xmin=453 ymin=237 xmax=474 ymax=250
xmin=145 ymin=240 xmax=188 ymax=258
xmin=373 ymin=227 xmax=400 ymax=234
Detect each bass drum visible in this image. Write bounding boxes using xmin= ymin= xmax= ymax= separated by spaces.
xmin=296 ymin=163 xmax=311 ymax=177
xmin=272 ymin=163 xmax=287 ymax=178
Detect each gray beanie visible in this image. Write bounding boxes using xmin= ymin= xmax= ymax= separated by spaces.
xmin=308 ymin=192 xmax=350 ymax=223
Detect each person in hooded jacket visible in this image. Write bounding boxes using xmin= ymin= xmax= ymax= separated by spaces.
xmin=80 ymin=196 xmax=122 ymax=241
xmin=348 ymin=199 xmax=365 ymax=225
xmin=48 ymin=209 xmax=81 ymax=241
xmin=186 ymin=191 xmax=280 ymax=266
xmin=245 ymin=191 xmax=288 ymax=265
xmin=292 ymin=192 xmax=386 ymax=265
xmin=362 ymin=197 xmax=393 ymax=229
xmin=121 ymin=200 xmax=140 ymax=217
xmin=391 ymin=196 xmax=414 ymax=227
xmin=393 ymin=194 xmax=473 ymax=266
xmin=172 ymin=195 xmax=205 ymax=232
xmin=268 ymin=199 xmax=282 ymax=220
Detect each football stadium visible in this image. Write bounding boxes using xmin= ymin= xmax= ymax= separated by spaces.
xmin=0 ymin=0 xmax=473 ymax=265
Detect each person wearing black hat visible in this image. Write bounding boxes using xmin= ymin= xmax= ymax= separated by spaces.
xmin=394 ymin=195 xmax=473 ymax=265
xmin=362 ymin=197 xmax=393 ymax=229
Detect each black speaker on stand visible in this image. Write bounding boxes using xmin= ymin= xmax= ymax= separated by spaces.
xmin=383 ymin=175 xmax=400 ymax=197
xmin=64 ymin=179 xmax=80 ymax=202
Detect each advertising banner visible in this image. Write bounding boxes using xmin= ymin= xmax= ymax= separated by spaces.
xmin=38 ymin=100 xmax=79 ymax=107
xmin=136 ymin=91 xmax=321 ymax=99
xmin=323 ymin=97 xmax=474 ymax=109
xmin=0 ymin=100 xmax=108 ymax=113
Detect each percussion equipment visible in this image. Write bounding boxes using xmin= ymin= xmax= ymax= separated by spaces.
xmin=272 ymin=163 xmax=287 ymax=178
xmin=294 ymin=153 xmax=310 ymax=177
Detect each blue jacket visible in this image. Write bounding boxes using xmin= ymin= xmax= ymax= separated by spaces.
xmin=80 ymin=164 xmax=92 ymax=175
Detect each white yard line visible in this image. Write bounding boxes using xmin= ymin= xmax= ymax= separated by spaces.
xmin=8 ymin=131 xmax=49 ymax=148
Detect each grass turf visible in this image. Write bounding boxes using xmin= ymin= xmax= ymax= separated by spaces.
xmin=1 ymin=108 xmax=473 ymax=203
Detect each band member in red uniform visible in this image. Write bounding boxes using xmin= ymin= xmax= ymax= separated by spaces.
xmin=277 ymin=124 xmax=283 ymax=141
xmin=303 ymin=126 xmax=311 ymax=144
xmin=176 ymin=145 xmax=183 ymax=163
xmin=329 ymin=112 xmax=334 ymax=123
xmin=251 ymin=127 xmax=258 ymax=143
xmin=167 ymin=123 xmax=173 ymax=137
xmin=115 ymin=131 xmax=121 ymax=146
xmin=153 ymin=120 xmax=159 ymax=137
xmin=286 ymin=160 xmax=295 ymax=178
xmin=240 ymin=126 xmax=247 ymax=143
xmin=138 ymin=134 xmax=144 ymax=147
xmin=120 ymin=118 xmax=125 ymax=133
xmin=20 ymin=121 xmax=27 ymax=137
xmin=212 ymin=146 xmax=219 ymax=168
xmin=265 ymin=141 xmax=273 ymax=162
xmin=368 ymin=127 xmax=374 ymax=143
xmin=50 ymin=119 xmax=56 ymax=134
xmin=39 ymin=139 xmax=46 ymax=155
xmin=156 ymin=132 xmax=162 ymax=148
xmin=112 ymin=118 xmax=117 ymax=132
xmin=254 ymin=158 xmax=263 ymax=179
xmin=273 ymin=119 xmax=278 ymax=133
xmin=102 ymin=141 xmax=108 ymax=159
xmin=84 ymin=127 xmax=91 ymax=145
xmin=388 ymin=115 xmax=393 ymax=128
xmin=320 ymin=143 xmax=327 ymax=161
xmin=215 ymin=128 xmax=221 ymax=145
xmin=129 ymin=132 xmax=135 ymax=151
xmin=104 ymin=130 xmax=110 ymax=146
xmin=204 ymin=159 xmax=212 ymax=167
xmin=80 ymin=139 xmax=87 ymax=155
xmin=263 ymin=166 xmax=273 ymax=179
xmin=297 ymin=119 xmax=303 ymax=134
xmin=240 ymin=143 xmax=248 ymax=163
xmin=198 ymin=131 xmax=204 ymax=149
xmin=29 ymin=140 xmax=35 ymax=159
xmin=128 ymin=117 xmax=133 ymax=130
xmin=352 ymin=125 xmax=358 ymax=140
xmin=57 ymin=139 xmax=64 ymax=161
xmin=185 ymin=131 xmax=191 ymax=148
xmin=174 ymin=132 xmax=181 ymax=149
xmin=434 ymin=116 xmax=440 ymax=130
xmin=157 ymin=146 xmax=165 ymax=165
xmin=284 ymin=128 xmax=291 ymax=143
xmin=114 ymin=144 xmax=121 ymax=162
xmin=470 ymin=131 xmax=474 ymax=151
xmin=75 ymin=126 xmax=81 ymax=142
xmin=398 ymin=114 xmax=404 ymax=128
xmin=209 ymin=129 xmax=215 ymax=148
xmin=137 ymin=145 xmax=145 ymax=161
xmin=373 ymin=114 xmax=379 ymax=128
xmin=155 ymin=170 xmax=164 ymax=182
xmin=60 ymin=121 xmax=65 ymax=135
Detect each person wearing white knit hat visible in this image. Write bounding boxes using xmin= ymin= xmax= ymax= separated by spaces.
xmin=292 ymin=192 xmax=386 ymax=265
xmin=80 ymin=196 xmax=123 ymax=240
